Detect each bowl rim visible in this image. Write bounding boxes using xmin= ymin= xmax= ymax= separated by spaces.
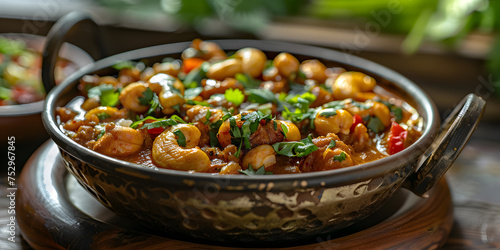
xmin=43 ymin=39 xmax=440 ymax=189
xmin=0 ymin=33 xmax=93 ymax=117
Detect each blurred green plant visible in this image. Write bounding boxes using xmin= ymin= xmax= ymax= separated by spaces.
xmin=95 ymin=0 xmax=500 ymax=96
xmin=307 ymin=0 xmax=499 ymax=97
xmin=95 ymin=0 xmax=304 ymax=33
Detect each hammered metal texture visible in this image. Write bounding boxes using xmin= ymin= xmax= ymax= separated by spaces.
xmin=59 ymin=148 xmax=415 ymax=242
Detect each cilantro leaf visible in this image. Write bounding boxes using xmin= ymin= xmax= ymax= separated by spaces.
xmin=328 ymin=140 xmax=336 ymax=148
xmin=228 ymin=111 xmax=274 ymax=151
xmin=393 ymin=107 xmax=403 ymax=123
xmin=129 ymin=115 xmax=186 ymax=129
xmin=146 ymin=93 xmax=162 ymax=115
xmin=138 ymin=88 xmax=154 ymax=106
xmin=87 ymin=84 xmax=120 ymax=107
xmin=272 ymin=135 xmax=318 ymax=157
xmin=367 ymin=116 xmax=385 ymax=133
xmin=379 ymin=100 xmax=403 ymax=123
xmin=247 ymin=89 xmax=277 ymax=104
xmin=235 ymin=73 xmax=261 ymax=89
xmin=334 ymin=152 xmax=347 ymax=162
xmin=283 ymin=92 xmax=316 ymax=113
xmin=319 ymin=108 xmax=337 ymax=118
xmin=229 ymin=117 xmax=242 ymax=138
xmin=224 ymin=88 xmax=245 ymax=106
xmin=172 ymin=104 xmax=181 ymax=113
xmin=96 ymin=112 xmax=111 ymax=120
xmin=322 ymin=100 xmax=348 ymax=110
xmin=173 ymin=129 xmax=187 ymax=147
xmin=137 ymin=87 xmax=163 ymax=116
xmin=238 ymin=164 xmax=273 ymax=176
xmin=204 ymin=109 xmax=212 ymax=125
xmin=186 ymin=99 xmax=210 ymax=107
xmin=182 ymin=62 xmax=209 ymax=87
xmin=207 ymin=112 xmax=231 ymax=147
xmin=96 ymin=129 xmax=105 ymax=140
xmin=282 ymin=106 xmax=322 ymax=129
xmin=280 ymin=123 xmax=288 ymax=138
xmin=288 ymin=81 xmax=310 ymax=96
xmin=184 ymin=87 xmax=203 ymax=98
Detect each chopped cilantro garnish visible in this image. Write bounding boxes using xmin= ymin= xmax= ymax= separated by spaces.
xmin=96 ymin=129 xmax=106 ymax=140
xmin=184 ymin=87 xmax=203 ymax=98
xmin=238 ymin=164 xmax=273 ymax=176
xmin=87 ymin=84 xmax=120 ymax=107
xmin=227 ymin=111 xmax=274 ymax=152
xmin=172 ymin=104 xmax=181 ymax=113
xmin=393 ymin=108 xmax=403 ymax=123
xmin=282 ymin=106 xmax=322 ymax=129
xmin=288 ymin=81 xmax=310 ymax=96
xmin=367 ymin=116 xmax=385 ymax=133
xmin=319 ymin=108 xmax=337 ymax=118
xmin=138 ymin=88 xmax=154 ymax=106
xmin=173 ymin=129 xmax=187 ymax=147
xmin=147 ymin=93 xmax=162 ymax=115
xmin=207 ymin=112 xmax=231 ymax=147
xmin=235 ymin=73 xmax=261 ymax=89
xmin=247 ymin=89 xmax=277 ymax=104
xmin=224 ymin=88 xmax=245 ymax=106
xmin=182 ymin=62 xmax=209 ymax=87
xmin=280 ymin=123 xmax=288 ymax=138
xmin=379 ymin=100 xmax=403 ymax=123
xmin=272 ymin=135 xmax=318 ymax=157
xmin=129 ymin=115 xmax=185 ymax=129
xmin=328 ymin=140 xmax=336 ymax=148
xmin=204 ymin=109 xmax=212 ymax=125
xmin=186 ymin=99 xmax=210 ymax=107
xmin=350 ymin=100 xmax=373 ymax=110
xmin=137 ymin=87 xmax=163 ymax=115
xmin=284 ymin=92 xmax=316 ymax=113
xmin=229 ymin=117 xmax=242 ymax=138
xmin=297 ymin=69 xmax=307 ymax=80
xmin=96 ymin=112 xmax=111 ymax=120
xmin=322 ymin=100 xmax=348 ymax=110
xmin=334 ymin=152 xmax=347 ymax=162
xmin=234 ymin=141 xmax=242 ymax=158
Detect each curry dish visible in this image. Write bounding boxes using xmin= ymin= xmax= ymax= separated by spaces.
xmin=57 ymin=39 xmax=422 ymax=175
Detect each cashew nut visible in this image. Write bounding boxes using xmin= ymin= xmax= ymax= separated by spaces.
xmin=152 ymin=124 xmax=210 ymax=172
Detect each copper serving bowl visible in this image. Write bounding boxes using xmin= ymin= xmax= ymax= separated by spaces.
xmin=41 ymin=13 xmax=485 ymax=242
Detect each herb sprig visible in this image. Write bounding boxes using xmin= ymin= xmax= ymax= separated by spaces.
xmin=272 ymin=135 xmax=318 ymax=157
xmin=238 ymin=164 xmax=274 ymax=176
xmin=130 ymin=115 xmax=186 ymax=129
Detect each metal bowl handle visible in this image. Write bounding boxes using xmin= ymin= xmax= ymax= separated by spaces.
xmin=404 ymin=93 xmax=486 ymax=197
xmin=42 ymin=11 xmax=106 ymax=93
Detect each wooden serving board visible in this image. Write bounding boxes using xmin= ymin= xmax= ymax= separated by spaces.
xmin=17 ymin=141 xmax=453 ymax=249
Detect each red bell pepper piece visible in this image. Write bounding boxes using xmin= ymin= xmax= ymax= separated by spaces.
xmin=388 ymin=122 xmax=407 ymax=155
xmin=147 ymin=127 xmax=165 ymax=136
xmin=182 ymin=58 xmax=205 ymax=74
xmin=350 ymin=114 xmax=363 ymax=133
xmin=142 ymin=119 xmax=165 ymax=136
